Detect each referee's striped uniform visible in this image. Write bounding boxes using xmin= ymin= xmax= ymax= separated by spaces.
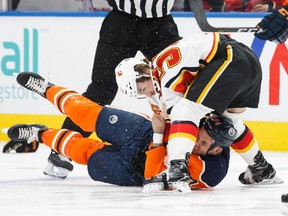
xmin=84 ymin=0 xmax=181 ymax=114
xmin=107 ymin=0 xmax=175 ymax=18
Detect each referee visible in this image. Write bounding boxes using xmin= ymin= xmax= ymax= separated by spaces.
xmin=45 ymin=0 xmax=182 ymax=178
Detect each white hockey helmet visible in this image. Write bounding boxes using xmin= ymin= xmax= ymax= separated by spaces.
xmin=115 ymin=57 xmax=150 ymax=98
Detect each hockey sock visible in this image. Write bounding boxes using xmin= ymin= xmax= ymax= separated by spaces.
xmin=41 ymin=129 xmax=105 ymax=165
xmin=167 ymin=121 xmax=198 ymax=161
xmin=46 ymin=86 xmax=103 ymax=132
xmin=231 ymin=125 xmax=260 ymax=165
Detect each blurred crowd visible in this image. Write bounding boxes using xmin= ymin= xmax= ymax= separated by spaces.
xmin=173 ymin=0 xmax=286 ymax=12
xmin=6 ymin=0 xmax=287 ymax=12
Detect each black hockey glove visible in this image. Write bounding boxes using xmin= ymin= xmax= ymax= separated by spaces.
xmin=255 ymin=5 xmax=288 ymax=44
xmin=2 ymin=139 xmax=39 ymax=153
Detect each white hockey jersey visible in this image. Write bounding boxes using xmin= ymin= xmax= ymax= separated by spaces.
xmin=148 ymin=32 xmax=220 ymax=115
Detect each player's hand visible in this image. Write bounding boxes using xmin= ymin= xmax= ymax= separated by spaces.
xmin=151 ymin=113 xmax=166 ymax=133
xmin=254 ymin=5 xmax=288 ymax=44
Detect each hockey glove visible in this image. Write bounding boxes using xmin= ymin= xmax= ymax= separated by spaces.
xmin=255 ymin=5 xmax=288 ymax=44
xmin=2 ymin=139 xmax=39 ymax=153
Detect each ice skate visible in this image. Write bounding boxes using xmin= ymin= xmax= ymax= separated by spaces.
xmin=16 ymin=72 xmax=54 ymax=98
xmin=239 ymin=150 xmax=283 ymax=185
xmin=167 ymin=159 xmax=193 ymax=192
xmin=2 ymin=139 xmax=39 ymax=153
xmin=43 ymin=151 xmax=73 ymax=179
xmin=168 ymin=159 xmax=191 ymax=182
xmin=142 ymin=172 xmax=169 ymax=193
xmin=8 ymin=124 xmax=48 ymax=143
xmin=142 ymin=171 xmax=191 ymax=194
xmin=143 ymin=155 xmax=192 ymax=194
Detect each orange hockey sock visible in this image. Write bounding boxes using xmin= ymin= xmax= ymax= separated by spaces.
xmin=45 ymin=86 xmax=103 ymax=132
xmin=41 ymin=129 xmax=105 ymax=165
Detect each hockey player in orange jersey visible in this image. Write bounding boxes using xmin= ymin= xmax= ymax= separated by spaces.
xmin=8 ymin=72 xmax=237 ymax=192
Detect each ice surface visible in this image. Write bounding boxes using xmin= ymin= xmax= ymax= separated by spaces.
xmin=0 ymin=143 xmax=287 ymax=216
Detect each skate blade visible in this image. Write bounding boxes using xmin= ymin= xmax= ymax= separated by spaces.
xmin=142 ymin=182 xmax=191 ymax=194
xmin=252 ymin=175 xmax=284 ymax=186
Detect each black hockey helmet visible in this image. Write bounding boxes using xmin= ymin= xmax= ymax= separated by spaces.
xmin=200 ymin=113 xmax=237 ymax=150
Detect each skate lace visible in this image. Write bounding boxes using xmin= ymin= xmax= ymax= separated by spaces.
xmin=18 ymin=127 xmax=39 ymax=143
xmin=25 ymin=76 xmax=47 ymax=95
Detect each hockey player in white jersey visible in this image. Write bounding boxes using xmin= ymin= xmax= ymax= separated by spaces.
xmin=115 ymin=32 xmax=283 ymax=187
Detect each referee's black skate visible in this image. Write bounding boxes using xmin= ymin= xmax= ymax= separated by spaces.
xmin=16 ymin=72 xmax=54 ymax=98
xmin=8 ymin=124 xmax=48 ymax=144
xmin=239 ymin=150 xmax=283 ymax=185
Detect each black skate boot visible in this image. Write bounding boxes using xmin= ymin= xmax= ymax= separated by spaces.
xmin=168 ymin=152 xmax=192 ymax=183
xmin=239 ymin=150 xmax=281 ymax=185
xmin=168 ymin=159 xmax=191 ymax=182
xmin=3 ymin=139 xmax=39 ymax=153
xmin=143 ymin=153 xmax=193 ymax=193
xmin=16 ymin=72 xmax=54 ymax=98
xmin=43 ymin=150 xmax=73 ymax=179
xmin=143 ymin=154 xmax=193 ymax=193
xmin=166 ymin=159 xmax=193 ymax=193
xmin=8 ymin=124 xmax=48 ymax=143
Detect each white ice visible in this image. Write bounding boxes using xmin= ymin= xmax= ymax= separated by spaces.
xmin=0 ymin=142 xmax=288 ymax=216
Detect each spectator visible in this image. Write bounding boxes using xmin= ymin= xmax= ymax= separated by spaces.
xmin=182 ymin=0 xmax=286 ymax=12
xmin=15 ymin=0 xmax=103 ymax=11
xmin=223 ymin=0 xmax=286 ymax=12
